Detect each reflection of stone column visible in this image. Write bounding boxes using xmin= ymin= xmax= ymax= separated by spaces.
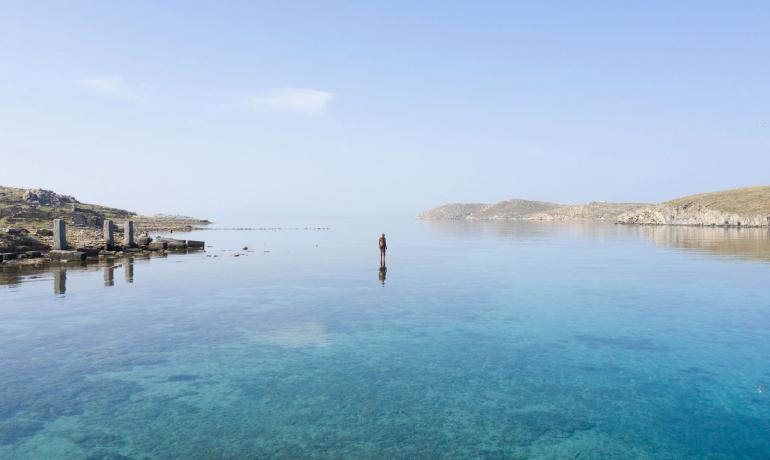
xmin=104 ymin=266 xmax=114 ymax=287
xmin=103 ymin=220 xmax=114 ymax=249
xmin=124 ymin=221 xmax=135 ymax=247
xmin=53 ymin=268 xmax=67 ymax=295
xmin=124 ymin=258 xmax=134 ymax=283
xmin=53 ymin=219 xmax=67 ymax=250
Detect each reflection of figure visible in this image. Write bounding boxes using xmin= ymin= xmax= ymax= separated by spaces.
xmin=378 ymin=266 xmax=387 ymax=285
xmin=379 ymin=233 xmax=387 ymax=267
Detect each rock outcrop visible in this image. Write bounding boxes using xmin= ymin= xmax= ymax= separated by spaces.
xmin=616 ymin=186 xmax=770 ymax=227
xmin=22 ymin=188 xmax=78 ymax=206
xmin=0 ymin=230 xmax=49 ymax=253
xmin=616 ymin=205 xmax=769 ymax=227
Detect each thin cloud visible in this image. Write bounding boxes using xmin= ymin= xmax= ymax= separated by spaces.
xmin=79 ymin=76 xmax=143 ymax=101
xmin=249 ymin=87 xmax=335 ymax=113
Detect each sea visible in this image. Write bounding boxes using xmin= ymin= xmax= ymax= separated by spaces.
xmin=1 ymin=218 xmax=769 ymax=458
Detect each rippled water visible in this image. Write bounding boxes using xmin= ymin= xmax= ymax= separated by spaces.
xmin=1 ymin=220 xmax=769 ymax=458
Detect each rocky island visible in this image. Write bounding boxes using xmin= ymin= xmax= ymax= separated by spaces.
xmin=0 ymin=186 xmax=210 ymax=265
xmin=419 ymin=185 xmax=770 ymax=227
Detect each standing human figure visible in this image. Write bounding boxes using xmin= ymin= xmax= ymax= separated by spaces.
xmin=379 ymin=233 xmax=387 ymax=267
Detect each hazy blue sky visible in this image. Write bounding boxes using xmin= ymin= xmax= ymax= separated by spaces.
xmin=1 ymin=1 xmax=768 ymax=220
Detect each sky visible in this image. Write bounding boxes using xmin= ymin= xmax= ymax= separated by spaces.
xmin=1 ymin=1 xmax=768 ymax=221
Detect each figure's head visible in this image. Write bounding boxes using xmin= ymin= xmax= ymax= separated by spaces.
xmin=381 ymin=233 xmax=385 ymax=237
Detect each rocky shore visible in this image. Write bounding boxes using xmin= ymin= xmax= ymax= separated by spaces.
xmin=0 ymin=227 xmax=205 ymax=267
xmin=0 ymin=186 xmax=209 ymax=265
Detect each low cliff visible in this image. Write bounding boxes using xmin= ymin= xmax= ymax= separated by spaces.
xmin=616 ymin=186 xmax=770 ymax=227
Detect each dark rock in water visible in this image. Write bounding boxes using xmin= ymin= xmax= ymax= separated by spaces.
xmin=5 ymin=227 xmax=28 ymax=235
xmin=147 ymin=241 xmax=167 ymax=251
xmin=25 ymin=251 xmax=42 ymax=258
xmin=157 ymin=238 xmax=186 ymax=244
xmin=187 ymin=240 xmax=205 ymax=249
xmin=77 ymin=248 xmax=101 ymax=257
xmin=242 ymin=246 xmax=248 ymax=250
xmin=166 ymin=241 xmax=187 ymax=250
xmin=1 ymin=253 xmax=18 ymax=261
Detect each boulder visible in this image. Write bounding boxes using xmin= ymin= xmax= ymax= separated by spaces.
xmin=187 ymin=240 xmax=205 ymax=249
xmin=5 ymin=227 xmax=28 ymax=235
xmin=147 ymin=241 xmax=167 ymax=251
xmin=166 ymin=241 xmax=187 ymax=250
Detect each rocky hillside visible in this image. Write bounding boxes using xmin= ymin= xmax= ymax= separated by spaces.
xmin=0 ymin=186 xmax=135 ymax=229
xmin=419 ymin=199 xmax=646 ymax=222
xmin=0 ymin=186 xmax=210 ymax=252
xmin=616 ymin=186 xmax=770 ymax=227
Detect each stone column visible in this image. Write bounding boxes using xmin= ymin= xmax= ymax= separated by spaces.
xmin=124 ymin=221 xmax=135 ymax=247
xmin=103 ymin=220 xmax=114 ymax=248
xmin=53 ymin=219 xmax=67 ymax=250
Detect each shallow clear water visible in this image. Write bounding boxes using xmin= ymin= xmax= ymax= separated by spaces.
xmin=1 ymin=220 xmax=770 ymax=459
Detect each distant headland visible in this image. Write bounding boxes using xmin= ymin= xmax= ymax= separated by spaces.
xmin=418 ymin=185 xmax=770 ymax=227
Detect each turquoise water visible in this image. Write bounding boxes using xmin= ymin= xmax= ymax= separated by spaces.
xmin=1 ymin=220 xmax=770 ymax=458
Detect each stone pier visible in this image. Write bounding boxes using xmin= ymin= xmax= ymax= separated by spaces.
xmin=124 ymin=221 xmax=135 ymax=247
xmin=53 ymin=219 xmax=67 ymax=250
xmin=103 ymin=220 xmax=114 ymax=248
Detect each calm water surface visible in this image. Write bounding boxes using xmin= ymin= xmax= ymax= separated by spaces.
xmin=1 ymin=220 xmax=770 ymax=459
